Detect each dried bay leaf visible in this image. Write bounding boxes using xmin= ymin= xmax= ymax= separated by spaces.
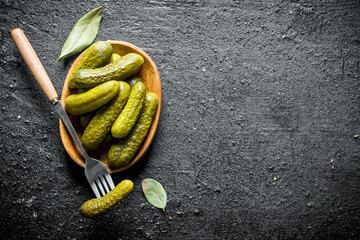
xmin=57 ymin=4 xmax=106 ymax=62
xmin=142 ymin=179 xmax=167 ymax=211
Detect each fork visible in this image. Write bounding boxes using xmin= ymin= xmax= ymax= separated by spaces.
xmin=54 ymin=101 xmax=115 ymax=198
xmin=11 ymin=28 xmax=115 ymax=198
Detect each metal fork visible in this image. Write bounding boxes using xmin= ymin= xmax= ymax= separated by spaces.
xmin=54 ymin=101 xmax=115 ymax=198
xmin=11 ymin=28 xmax=115 ymax=198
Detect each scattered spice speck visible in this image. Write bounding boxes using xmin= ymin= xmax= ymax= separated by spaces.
xmin=168 ymin=216 xmax=172 ymax=220
xmin=233 ymin=88 xmax=237 ymax=91
xmin=22 ymin=21 xmax=26 ymax=24
xmin=353 ymin=135 xmax=359 ymax=139
xmin=330 ymin=159 xmax=334 ymax=164
xmin=202 ymin=68 xmax=206 ymax=72
xmin=274 ymin=176 xmax=279 ymax=181
xmin=289 ymin=11 xmax=293 ymax=15
xmin=332 ymin=165 xmax=335 ymax=170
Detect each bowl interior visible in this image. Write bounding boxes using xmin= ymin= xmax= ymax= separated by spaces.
xmin=59 ymin=41 xmax=161 ymax=174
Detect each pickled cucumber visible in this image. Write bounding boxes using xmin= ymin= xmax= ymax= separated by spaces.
xmin=65 ymin=81 xmax=119 ymax=115
xmin=108 ymin=92 xmax=159 ymax=168
xmin=127 ymin=76 xmax=143 ymax=87
xmin=78 ymin=88 xmax=94 ymax=128
xmin=110 ymin=53 xmax=121 ymax=63
xmin=82 ymin=81 xmax=131 ymax=150
xmin=111 ymin=82 xmax=146 ymax=138
xmin=68 ymin=41 xmax=113 ymax=88
xmin=80 ymin=180 xmax=133 ymax=217
xmin=71 ymin=53 xmax=144 ymax=89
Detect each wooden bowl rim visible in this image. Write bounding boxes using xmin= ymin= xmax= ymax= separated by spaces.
xmin=59 ymin=40 xmax=162 ymax=174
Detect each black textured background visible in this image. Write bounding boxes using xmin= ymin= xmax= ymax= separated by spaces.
xmin=1 ymin=0 xmax=360 ymax=239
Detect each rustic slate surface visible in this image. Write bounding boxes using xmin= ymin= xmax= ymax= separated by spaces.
xmin=1 ymin=0 xmax=360 ymax=239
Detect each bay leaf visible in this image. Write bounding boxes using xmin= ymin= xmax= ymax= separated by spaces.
xmin=142 ymin=179 xmax=167 ymax=211
xmin=57 ymin=4 xmax=106 ymax=62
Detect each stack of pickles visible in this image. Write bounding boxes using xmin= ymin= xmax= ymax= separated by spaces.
xmin=64 ymin=41 xmax=159 ymax=169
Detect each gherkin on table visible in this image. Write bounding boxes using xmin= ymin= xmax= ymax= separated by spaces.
xmin=80 ymin=180 xmax=133 ymax=217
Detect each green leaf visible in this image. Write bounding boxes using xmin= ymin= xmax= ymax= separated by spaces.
xmin=142 ymin=179 xmax=167 ymax=211
xmin=56 ymin=4 xmax=106 ymax=62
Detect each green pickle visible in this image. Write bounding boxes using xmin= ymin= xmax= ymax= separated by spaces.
xmin=111 ymin=82 xmax=146 ymax=138
xmin=71 ymin=53 xmax=144 ymax=89
xmin=81 ymin=81 xmax=131 ymax=150
xmin=108 ymin=92 xmax=159 ymax=168
xmin=68 ymin=41 xmax=113 ymax=88
xmin=65 ymin=81 xmax=119 ymax=115
xmin=80 ymin=180 xmax=133 ymax=217
xmin=78 ymin=89 xmax=93 ymax=128
xmin=109 ymin=53 xmax=121 ymax=63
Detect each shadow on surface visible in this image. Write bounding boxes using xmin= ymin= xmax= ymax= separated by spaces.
xmin=64 ymin=153 xmax=88 ymax=187
xmin=63 ymin=140 xmax=155 ymax=188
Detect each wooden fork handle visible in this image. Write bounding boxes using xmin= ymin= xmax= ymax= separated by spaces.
xmin=11 ymin=28 xmax=58 ymax=101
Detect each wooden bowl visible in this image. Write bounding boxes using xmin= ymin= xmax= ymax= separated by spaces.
xmin=59 ymin=41 xmax=161 ymax=174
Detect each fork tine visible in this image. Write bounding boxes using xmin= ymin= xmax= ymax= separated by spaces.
xmin=105 ymin=174 xmax=115 ymax=190
xmin=90 ymin=181 xmax=101 ymax=198
xmin=95 ymin=178 xmax=105 ymax=196
xmin=100 ymin=175 xmax=110 ymax=193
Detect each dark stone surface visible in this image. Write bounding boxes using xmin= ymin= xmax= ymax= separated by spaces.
xmin=1 ymin=0 xmax=360 ymax=239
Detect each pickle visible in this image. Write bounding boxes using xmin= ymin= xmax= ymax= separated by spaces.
xmin=82 ymin=81 xmax=131 ymax=150
xmin=110 ymin=53 xmax=121 ymax=63
xmin=108 ymin=92 xmax=159 ymax=168
xmin=78 ymin=89 xmax=93 ymax=128
xmin=65 ymin=81 xmax=119 ymax=115
xmin=127 ymin=76 xmax=143 ymax=87
xmin=111 ymin=82 xmax=146 ymax=138
xmin=80 ymin=180 xmax=133 ymax=217
xmin=71 ymin=53 xmax=144 ymax=89
xmin=68 ymin=41 xmax=113 ymax=88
